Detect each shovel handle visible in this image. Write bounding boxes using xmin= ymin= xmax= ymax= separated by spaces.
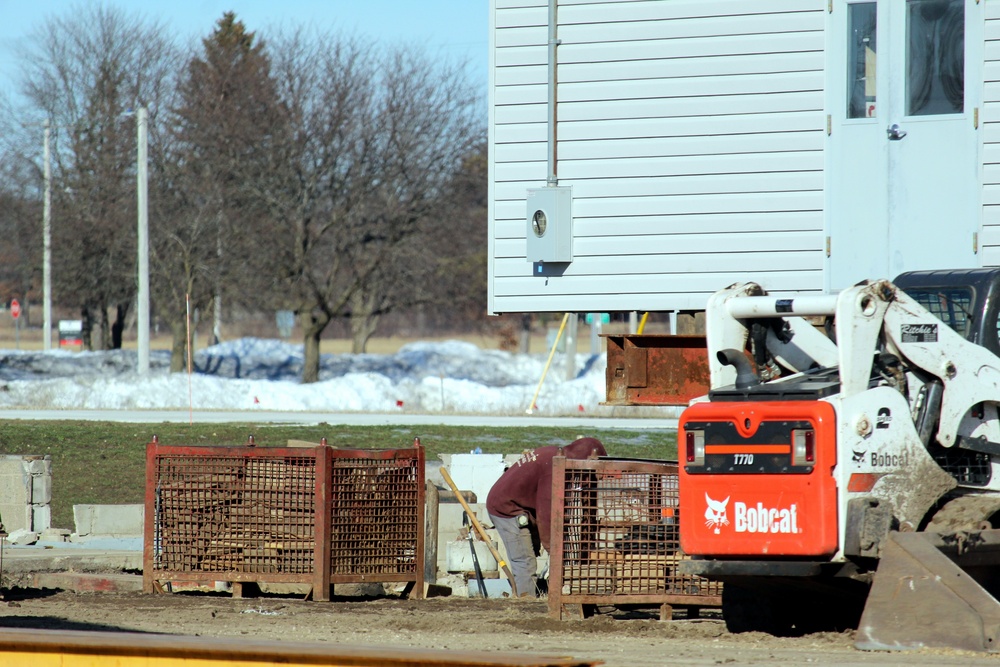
xmin=439 ymin=467 xmax=519 ymax=598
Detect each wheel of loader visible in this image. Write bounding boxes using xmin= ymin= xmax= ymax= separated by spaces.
xmin=721 ymin=585 xmax=794 ymax=635
xmin=723 ymin=584 xmax=864 ymax=636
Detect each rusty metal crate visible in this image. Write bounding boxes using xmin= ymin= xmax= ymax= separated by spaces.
xmin=329 ymin=446 xmax=425 ymax=590
xmin=144 ymin=438 xmax=424 ymax=601
xmin=548 ymin=457 xmax=722 ymax=620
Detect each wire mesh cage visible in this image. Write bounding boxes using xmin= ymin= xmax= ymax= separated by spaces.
xmin=329 ymin=447 xmax=425 ymax=585
xmin=144 ymin=438 xmax=425 ymax=601
xmin=549 ymin=457 xmax=722 ymax=619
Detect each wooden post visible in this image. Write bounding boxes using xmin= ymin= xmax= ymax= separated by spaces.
xmin=424 ymin=481 xmax=439 ymax=587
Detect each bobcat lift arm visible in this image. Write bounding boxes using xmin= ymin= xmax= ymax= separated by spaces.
xmin=679 ymin=271 xmax=1000 ymax=652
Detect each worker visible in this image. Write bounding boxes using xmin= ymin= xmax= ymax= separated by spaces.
xmin=487 ymin=437 xmax=606 ymax=598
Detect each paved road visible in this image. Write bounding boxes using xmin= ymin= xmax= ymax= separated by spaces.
xmin=0 ymin=409 xmax=679 ymax=430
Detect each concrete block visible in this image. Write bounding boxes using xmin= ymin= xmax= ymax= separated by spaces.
xmin=0 ymin=504 xmax=27 ymax=533
xmin=32 ymin=505 xmax=51 ymax=533
xmin=445 ymin=539 xmax=498 ymax=573
xmin=39 ymin=528 xmax=70 ymax=543
xmin=437 ymin=502 xmax=491 ymax=574
xmin=0 ymin=456 xmax=52 ymax=533
xmin=448 ymin=454 xmax=505 ymax=503
xmin=7 ymin=529 xmax=38 ymax=545
xmin=0 ymin=472 xmax=27 ymax=507
xmin=73 ymin=504 xmax=144 ymax=537
xmin=25 ymin=457 xmax=50 ymax=475
xmin=31 ymin=475 xmax=52 ymax=504
xmin=468 ymin=577 xmax=512 ymax=598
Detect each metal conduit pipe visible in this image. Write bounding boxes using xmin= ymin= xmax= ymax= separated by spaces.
xmin=547 ymin=0 xmax=559 ymax=186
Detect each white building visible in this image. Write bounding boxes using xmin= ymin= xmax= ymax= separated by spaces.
xmin=488 ymin=0 xmax=997 ymax=315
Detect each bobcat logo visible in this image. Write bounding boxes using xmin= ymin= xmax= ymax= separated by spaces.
xmin=704 ymin=493 xmax=730 ymax=534
xmin=852 ymin=450 xmax=866 ymax=463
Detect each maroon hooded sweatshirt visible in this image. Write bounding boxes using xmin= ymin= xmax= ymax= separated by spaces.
xmin=486 ymin=437 xmax=606 ymax=551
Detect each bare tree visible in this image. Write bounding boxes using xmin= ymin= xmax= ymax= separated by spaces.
xmin=422 ymin=140 xmax=489 ymax=326
xmin=342 ymin=52 xmax=483 ymax=352
xmin=15 ymin=5 xmax=178 ymax=349
xmin=159 ymin=13 xmax=283 ymax=371
xmin=256 ymin=33 xmax=483 ymax=374
xmin=0 ymin=156 xmax=42 ymax=320
xmin=247 ymin=31 xmax=382 ymax=382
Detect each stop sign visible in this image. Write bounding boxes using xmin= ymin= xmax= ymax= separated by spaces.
xmin=10 ymin=299 xmax=20 ymax=320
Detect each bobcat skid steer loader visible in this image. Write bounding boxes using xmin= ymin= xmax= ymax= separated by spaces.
xmin=677 ymin=269 xmax=1000 ymax=651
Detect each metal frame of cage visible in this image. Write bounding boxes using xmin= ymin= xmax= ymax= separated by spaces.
xmin=548 ymin=456 xmax=722 ymax=620
xmin=143 ymin=438 xmax=424 ymax=601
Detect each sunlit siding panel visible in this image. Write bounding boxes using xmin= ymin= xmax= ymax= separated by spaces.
xmin=979 ymin=4 xmax=1000 ymax=264
xmin=489 ymin=0 xmax=827 ymax=313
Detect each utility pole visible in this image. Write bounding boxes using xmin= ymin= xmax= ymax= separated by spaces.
xmin=137 ymin=107 xmax=150 ymax=374
xmin=43 ymin=119 xmax=52 ymax=351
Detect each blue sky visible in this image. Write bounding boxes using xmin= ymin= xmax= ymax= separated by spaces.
xmin=0 ymin=0 xmax=489 ymax=102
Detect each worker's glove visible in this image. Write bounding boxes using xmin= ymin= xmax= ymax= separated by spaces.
xmin=516 ymin=514 xmax=529 ymax=528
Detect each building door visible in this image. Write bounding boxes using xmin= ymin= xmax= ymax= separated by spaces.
xmin=827 ymin=0 xmax=982 ymax=290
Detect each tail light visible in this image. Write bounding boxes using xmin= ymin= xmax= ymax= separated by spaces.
xmin=791 ymin=429 xmax=815 ymax=465
xmin=685 ymin=429 xmax=705 ymax=466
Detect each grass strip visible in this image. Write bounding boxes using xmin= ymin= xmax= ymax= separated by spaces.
xmin=0 ymin=421 xmax=677 ymax=530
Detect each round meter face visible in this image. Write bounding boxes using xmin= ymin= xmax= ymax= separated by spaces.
xmin=531 ymin=210 xmax=547 ymax=237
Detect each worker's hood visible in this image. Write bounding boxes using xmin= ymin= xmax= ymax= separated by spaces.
xmin=564 ymin=437 xmax=606 ymax=459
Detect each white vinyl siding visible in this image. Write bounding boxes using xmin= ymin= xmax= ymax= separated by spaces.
xmin=981 ymin=5 xmax=1000 ymax=265
xmin=489 ymin=0 xmax=827 ymax=314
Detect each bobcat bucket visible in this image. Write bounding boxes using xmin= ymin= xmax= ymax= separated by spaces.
xmin=855 ymin=529 xmax=1000 ymax=652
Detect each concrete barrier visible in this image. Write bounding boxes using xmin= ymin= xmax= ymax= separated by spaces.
xmin=0 ymin=455 xmax=51 ymax=534
xmin=73 ymin=504 xmax=144 ymax=538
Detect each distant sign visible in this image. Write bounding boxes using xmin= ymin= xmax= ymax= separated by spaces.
xmin=276 ymin=310 xmax=295 ymax=338
xmin=58 ymin=319 xmax=84 ymax=349
xmin=9 ymin=299 xmax=20 ymax=320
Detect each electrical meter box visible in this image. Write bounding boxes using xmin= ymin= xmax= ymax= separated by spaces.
xmin=526 ymin=186 xmax=573 ymax=263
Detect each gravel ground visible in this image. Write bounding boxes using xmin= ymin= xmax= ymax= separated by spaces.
xmin=0 ymin=588 xmax=997 ymax=666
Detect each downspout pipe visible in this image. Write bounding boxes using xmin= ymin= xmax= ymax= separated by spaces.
xmin=547 ymin=0 xmax=558 ymax=186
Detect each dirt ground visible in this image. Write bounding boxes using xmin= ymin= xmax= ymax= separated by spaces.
xmin=0 ymin=587 xmax=996 ymax=667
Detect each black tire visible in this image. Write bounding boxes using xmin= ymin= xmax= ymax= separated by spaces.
xmin=721 ymin=585 xmax=794 ymax=635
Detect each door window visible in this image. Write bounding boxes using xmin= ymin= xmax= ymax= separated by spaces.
xmin=906 ymin=0 xmax=964 ymax=116
xmin=848 ymin=3 xmax=877 ymax=118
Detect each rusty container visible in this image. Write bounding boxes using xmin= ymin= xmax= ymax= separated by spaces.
xmin=144 ymin=438 xmax=424 ymax=601
xmin=548 ymin=456 xmax=722 ymax=620
xmin=604 ymin=334 xmax=709 ymax=406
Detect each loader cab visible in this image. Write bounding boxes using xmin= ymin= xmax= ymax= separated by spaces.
xmin=892 ymin=268 xmax=1000 ymax=357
